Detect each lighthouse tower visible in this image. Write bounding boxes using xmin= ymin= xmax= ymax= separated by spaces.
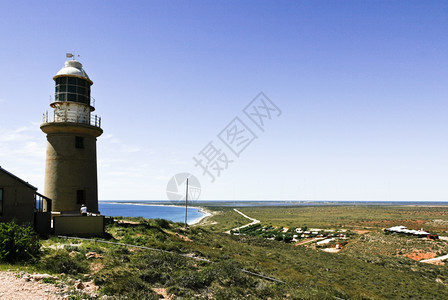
xmin=41 ymin=57 xmax=102 ymax=214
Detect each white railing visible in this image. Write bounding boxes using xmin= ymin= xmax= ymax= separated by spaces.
xmin=43 ymin=111 xmax=101 ymax=128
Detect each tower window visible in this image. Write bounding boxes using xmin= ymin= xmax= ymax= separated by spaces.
xmin=75 ymin=136 xmax=84 ymax=149
xmin=76 ymin=190 xmax=85 ymax=204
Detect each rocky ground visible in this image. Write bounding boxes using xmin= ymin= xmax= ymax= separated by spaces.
xmin=0 ymin=271 xmax=63 ymax=299
xmin=0 ymin=271 xmax=98 ymax=300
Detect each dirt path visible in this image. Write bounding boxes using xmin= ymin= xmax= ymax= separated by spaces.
xmin=295 ymin=237 xmax=325 ymax=246
xmin=421 ymin=254 xmax=448 ymax=264
xmin=225 ymin=209 xmax=261 ymax=234
xmin=0 ymin=271 xmax=64 ymax=300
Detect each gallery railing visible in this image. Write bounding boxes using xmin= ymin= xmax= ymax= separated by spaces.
xmin=42 ymin=111 xmax=101 ymax=128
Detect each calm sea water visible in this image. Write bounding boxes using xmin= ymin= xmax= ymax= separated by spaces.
xmin=98 ymin=202 xmax=206 ymax=224
xmin=99 ymin=200 xmax=448 ymax=223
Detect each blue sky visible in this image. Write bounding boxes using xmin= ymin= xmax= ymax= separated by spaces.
xmin=0 ymin=1 xmax=447 ymax=201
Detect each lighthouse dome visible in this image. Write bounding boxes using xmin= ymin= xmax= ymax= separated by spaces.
xmin=54 ymin=60 xmax=92 ymax=84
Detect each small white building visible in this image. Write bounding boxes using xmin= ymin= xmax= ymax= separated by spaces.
xmin=385 ymin=225 xmax=430 ymax=237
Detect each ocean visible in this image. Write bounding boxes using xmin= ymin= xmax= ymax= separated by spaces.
xmin=99 ymin=200 xmax=448 ymax=223
xmin=98 ymin=202 xmax=207 ymax=224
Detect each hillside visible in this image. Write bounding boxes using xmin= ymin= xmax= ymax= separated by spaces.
xmin=2 ymin=205 xmax=448 ymax=299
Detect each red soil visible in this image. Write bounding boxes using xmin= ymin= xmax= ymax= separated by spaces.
xmin=403 ymin=251 xmax=437 ymax=261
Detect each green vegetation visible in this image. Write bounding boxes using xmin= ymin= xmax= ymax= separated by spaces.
xmin=39 ymin=249 xmax=89 ymax=275
xmin=345 ymin=231 xmax=448 ymax=258
xmin=203 ymin=207 xmax=253 ymax=232
xmin=2 ymin=205 xmax=448 ymax=299
xmin=219 ymin=205 xmax=448 ymax=233
xmin=233 ymin=223 xmax=297 ymax=242
xmin=46 ymin=212 xmax=448 ymax=298
xmin=232 ymin=223 xmax=349 ymax=245
xmin=0 ymin=222 xmax=40 ymax=263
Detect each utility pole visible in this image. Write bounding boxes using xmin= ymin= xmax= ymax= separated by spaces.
xmin=184 ymin=177 xmax=189 ymax=229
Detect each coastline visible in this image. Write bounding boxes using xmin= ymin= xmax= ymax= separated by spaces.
xmin=100 ymin=201 xmax=191 ymax=208
xmin=99 ymin=201 xmax=213 ymax=225
xmin=99 ymin=200 xmax=448 ymax=207
xmin=189 ymin=207 xmax=214 ymax=225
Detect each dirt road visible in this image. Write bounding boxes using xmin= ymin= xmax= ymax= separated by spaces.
xmin=225 ymin=209 xmax=261 ymax=234
xmin=0 ymin=271 xmax=64 ymax=300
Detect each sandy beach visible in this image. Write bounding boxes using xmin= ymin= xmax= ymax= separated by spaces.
xmin=189 ymin=207 xmax=214 ymax=225
xmin=99 ymin=201 xmax=215 ymax=225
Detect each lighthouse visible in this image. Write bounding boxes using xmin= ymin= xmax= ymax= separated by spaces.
xmin=41 ymin=56 xmax=102 ymax=214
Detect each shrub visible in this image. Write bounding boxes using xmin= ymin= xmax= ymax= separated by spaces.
xmin=284 ymin=234 xmax=294 ymax=243
xmin=64 ymin=245 xmax=79 ymax=252
xmin=42 ymin=277 xmax=56 ymax=284
xmin=167 ymin=286 xmax=195 ymax=298
xmin=175 ymin=271 xmax=210 ymax=290
xmin=205 ymin=260 xmax=256 ymax=288
xmin=94 ymin=266 xmax=158 ymax=299
xmin=213 ymin=286 xmax=246 ymax=299
xmin=275 ymin=234 xmax=284 ymax=241
xmin=40 ymin=250 xmax=89 ymax=274
xmin=153 ymin=218 xmax=171 ymax=229
xmin=139 ymin=268 xmax=168 ymax=284
xmin=0 ymin=222 xmax=40 ymax=263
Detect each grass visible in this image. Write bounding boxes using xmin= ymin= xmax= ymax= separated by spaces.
xmin=94 ymin=211 xmax=448 ymax=298
xmin=3 ymin=205 xmax=448 ymax=299
xmin=201 ymin=207 xmax=251 ymax=232
xmin=214 ymin=205 xmax=448 ymax=233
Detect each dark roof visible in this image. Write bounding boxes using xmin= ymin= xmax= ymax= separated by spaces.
xmin=0 ymin=166 xmax=37 ymax=190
